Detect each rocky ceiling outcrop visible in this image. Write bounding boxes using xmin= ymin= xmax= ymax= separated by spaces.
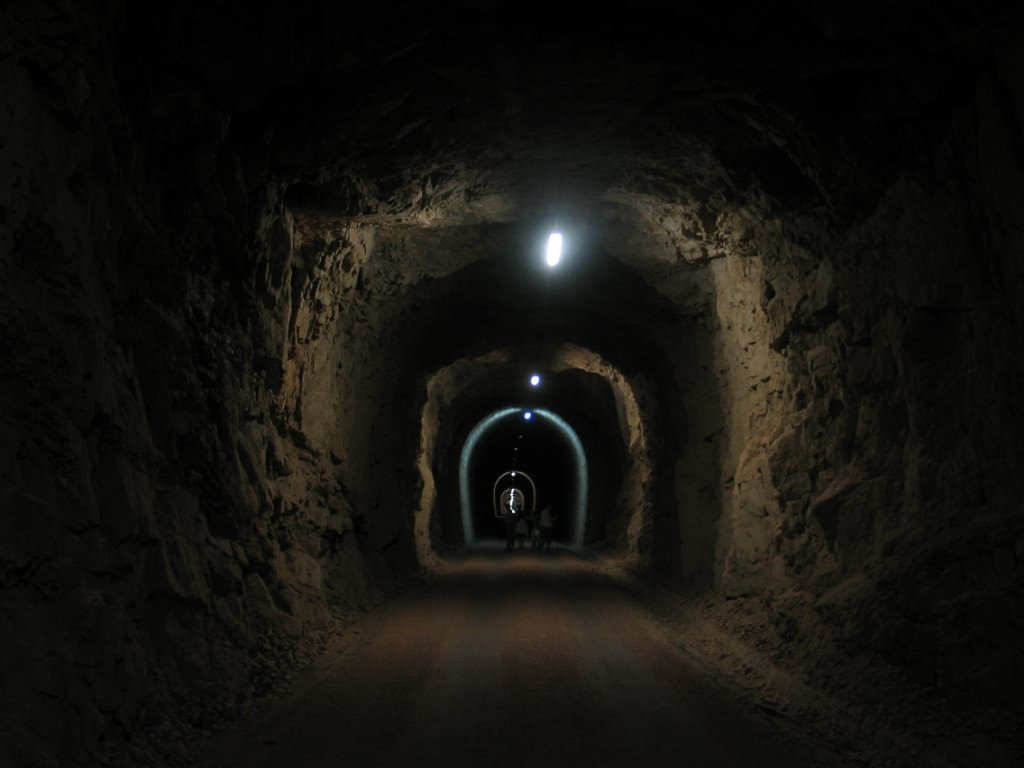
xmin=125 ymin=1 xmax=1015 ymax=240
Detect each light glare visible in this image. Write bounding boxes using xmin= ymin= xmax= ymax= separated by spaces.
xmin=524 ymin=411 xmax=533 ymax=420
xmin=530 ymin=374 xmax=540 ymax=387
xmin=546 ymin=233 xmax=562 ymax=267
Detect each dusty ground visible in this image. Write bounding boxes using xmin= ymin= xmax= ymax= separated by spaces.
xmin=603 ymin=555 xmax=1024 ymax=768
xmin=192 ymin=549 xmax=844 ymax=768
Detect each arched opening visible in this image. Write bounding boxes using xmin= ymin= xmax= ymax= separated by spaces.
xmin=459 ymin=407 xmax=588 ymax=547
xmin=413 ymin=343 xmax=665 ymax=570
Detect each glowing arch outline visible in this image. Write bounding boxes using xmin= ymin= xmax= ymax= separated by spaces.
xmin=492 ymin=471 xmax=536 ymax=517
xmin=459 ymin=407 xmax=588 ymax=547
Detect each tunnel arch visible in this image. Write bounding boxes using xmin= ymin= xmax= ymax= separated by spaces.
xmin=413 ymin=343 xmax=661 ymax=571
xmin=458 ymin=406 xmax=588 ymax=548
xmin=314 ymin=220 xmax=702 ymax=575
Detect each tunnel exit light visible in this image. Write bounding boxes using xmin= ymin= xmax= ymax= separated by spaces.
xmin=524 ymin=411 xmax=533 ymax=420
xmin=530 ymin=374 xmax=541 ymax=387
xmin=546 ymin=233 xmax=562 ymax=267
xmin=460 ymin=407 xmax=588 ymax=547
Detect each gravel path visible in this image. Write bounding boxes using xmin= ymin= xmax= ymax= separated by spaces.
xmin=198 ymin=551 xmax=837 ymax=768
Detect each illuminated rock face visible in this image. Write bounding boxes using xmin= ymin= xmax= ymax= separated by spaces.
xmin=2 ymin=2 xmax=1023 ymax=764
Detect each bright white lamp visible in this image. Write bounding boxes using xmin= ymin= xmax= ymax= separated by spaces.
xmin=546 ymin=233 xmax=562 ymax=267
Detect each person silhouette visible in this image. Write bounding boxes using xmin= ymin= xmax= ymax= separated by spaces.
xmin=538 ymin=503 xmax=555 ymax=550
xmin=503 ymin=489 xmax=521 ymax=551
xmin=514 ymin=514 xmax=529 ymax=549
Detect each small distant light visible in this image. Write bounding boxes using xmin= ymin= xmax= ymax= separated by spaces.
xmin=530 ymin=374 xmax=541 ymax=387
xmin=524 ymin=411 xmax=533 ymax=420
xmin=546 ymin=233 xmax=562 ymax=267
xmin=511 ymin=471 xmax=516 ymax=477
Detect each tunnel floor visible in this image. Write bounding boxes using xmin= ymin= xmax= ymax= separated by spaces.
xmin=196 ymin=553 xmax=841 ymax=768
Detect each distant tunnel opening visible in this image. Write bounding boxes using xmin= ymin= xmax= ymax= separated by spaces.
xmin=459 ymin=407 xmax=587 ymax=547
xmin=414 ymin=344 xmax=660 ymax=569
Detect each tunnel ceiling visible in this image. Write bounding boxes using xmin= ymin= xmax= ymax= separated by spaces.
xmin=119 ymin=0 xmax=1021 ymax=445
xmin=113 ymin=0 xmax=1022 ymax=439
xmin=388 ymin=239 xmax=690 ymax=372
xmin=105 ymin=0 xmax=1024 ymax=565
xmin=427 ymin=347 xmax=620 ymax=426
xmin=127 ymin=0 xmax=1016 ymax=563
xmin=127 ymin=1 xmax=1011 ymax=247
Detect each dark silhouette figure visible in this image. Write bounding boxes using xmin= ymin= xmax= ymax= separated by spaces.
xmin=539 ymin=503 xmax=555 ymax=551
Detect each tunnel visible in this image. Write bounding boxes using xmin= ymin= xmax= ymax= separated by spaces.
xmin=2 ymin=2 xmax=1024 ymax=766
xmin=459 ymin=405 xmax=588 ymax=547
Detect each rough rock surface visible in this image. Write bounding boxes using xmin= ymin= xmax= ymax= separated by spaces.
xmin=1 ymin=1 xmax=1023 ymax=766
xmin=1 ymin=6 xmax=388 ymax=765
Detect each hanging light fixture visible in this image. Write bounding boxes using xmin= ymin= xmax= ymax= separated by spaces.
xmin=546 ymin=232 xmax=562 ymax=267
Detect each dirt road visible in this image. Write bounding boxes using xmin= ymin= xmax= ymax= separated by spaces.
xmin=200 ymin=551 xmax=836 ymax=768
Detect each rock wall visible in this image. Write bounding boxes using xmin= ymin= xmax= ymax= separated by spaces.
xmin=700 ymin=39 xmax=1024 ymax=723
xmin=0 ymin=7 xmax=382 ymax=765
